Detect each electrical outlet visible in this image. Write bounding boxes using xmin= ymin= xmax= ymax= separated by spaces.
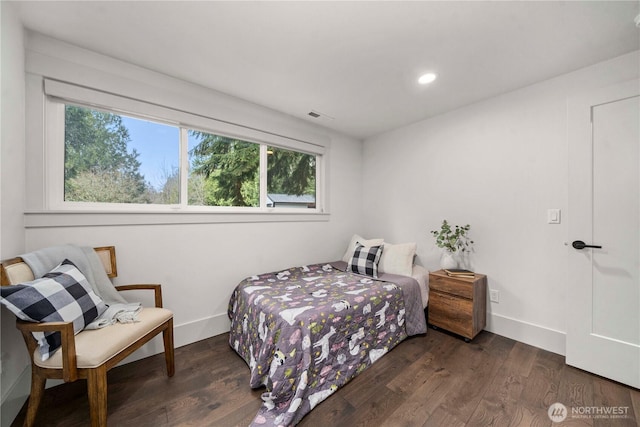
xmin=490 ymin=290 xmax=500 ymax=303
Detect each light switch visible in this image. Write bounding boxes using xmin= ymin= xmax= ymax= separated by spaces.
xmin=547 ymin=209 xmax=561 ymax=224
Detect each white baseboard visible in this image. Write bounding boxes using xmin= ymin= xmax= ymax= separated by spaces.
xmin=117 ymin=311 xmax=231 ymax=365
xmin=486 ymin=312 xmax=566 ymax=356
xmin=0 ymin=312 xmax=231 ymax=426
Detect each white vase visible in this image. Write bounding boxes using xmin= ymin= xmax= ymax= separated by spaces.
xmin=440 ymin=251 xmax=458 ymax=270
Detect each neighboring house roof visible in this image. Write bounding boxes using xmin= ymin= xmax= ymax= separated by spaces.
xmin=267 ymin=194 xmax=315 ymax=204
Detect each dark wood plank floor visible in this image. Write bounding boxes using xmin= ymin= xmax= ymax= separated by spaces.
xmin=11 ymin=329 xmax=640 ymax=426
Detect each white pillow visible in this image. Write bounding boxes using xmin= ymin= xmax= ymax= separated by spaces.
xmin=341 ymin=234 xmax=384 ymax=262
xmin=378 ymin=242 xmax=417 ymax=277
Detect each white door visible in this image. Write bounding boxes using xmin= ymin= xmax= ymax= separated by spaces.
xmin=567 ymin=79 xmax=640 ymax=388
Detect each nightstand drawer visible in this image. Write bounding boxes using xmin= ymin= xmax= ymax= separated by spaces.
xmin=429 ymin=291 xmax=473 ymax=337
xmin=429 ymin=275 xmax=474 ymax=299
xmin=428 ymin=270 xmax=487 ymax=341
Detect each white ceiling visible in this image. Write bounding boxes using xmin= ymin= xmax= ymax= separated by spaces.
xmin=14 ymin=1 xmax=640 ymax=140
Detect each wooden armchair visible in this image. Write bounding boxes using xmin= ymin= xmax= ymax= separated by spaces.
xmin=0 ymin=246 xmax=175 ymax=427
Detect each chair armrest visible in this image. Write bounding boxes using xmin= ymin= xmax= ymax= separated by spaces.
xmin=16 ymin=320 xmax=78 ymax=382
xmin=115 ymin=284 xmax=164 ymax=308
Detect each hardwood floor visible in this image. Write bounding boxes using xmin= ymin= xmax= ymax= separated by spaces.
xmin=11 ymin=329 xmax=640 ymax=426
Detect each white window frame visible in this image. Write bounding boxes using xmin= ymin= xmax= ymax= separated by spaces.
xmin=43 ymin=79 xmax=325 ymax=215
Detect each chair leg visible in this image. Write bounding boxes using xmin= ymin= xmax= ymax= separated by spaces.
xmin=163 ymin=318 xmax=175 ymax=377
xmin=23 ymin=369 xmax=46 ymax=427
xmin=87 ymin=365 xmax=108 ymax=427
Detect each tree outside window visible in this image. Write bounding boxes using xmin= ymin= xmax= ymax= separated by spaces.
xmin=63 ymin=105 xmax=317 ymax=209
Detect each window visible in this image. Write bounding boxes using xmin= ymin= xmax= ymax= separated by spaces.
xmin=187 ymin=133 xmax=317 ymax=209
xmin=64 ymin=105 xmax=180 ymax=205
xmin=266 ymin=146 xmax=316 ymax=209
xmin=49 ymin=88 xmax=323 ymax=213
xmin=187 ymin=130 xmax=260 ymax=207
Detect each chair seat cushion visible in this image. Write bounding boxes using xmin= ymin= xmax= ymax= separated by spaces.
xmin=34 ymin=307 xmax=173 ymax=369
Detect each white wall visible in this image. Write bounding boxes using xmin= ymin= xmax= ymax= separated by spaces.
xmin=2 ymin=32 xmax=364 ymax=425
xmin=362 ymin=51 xmax=640 ymax=355
xmin=0 ymin=3 xmax=31 ymax=426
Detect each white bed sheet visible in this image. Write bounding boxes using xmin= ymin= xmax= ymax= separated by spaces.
xmin=411 ymin=264 xmax=430 ymax=309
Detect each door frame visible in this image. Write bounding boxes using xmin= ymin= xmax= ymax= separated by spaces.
xmin=566 ymin=79 xmax=640 ymax=388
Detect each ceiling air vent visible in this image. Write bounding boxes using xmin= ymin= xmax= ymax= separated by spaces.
xmin=307 ymin=110 xmax=334 ymax=121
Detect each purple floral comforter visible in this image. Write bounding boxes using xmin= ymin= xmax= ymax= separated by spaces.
xmin=228 ymin=262 xmax=427 ymax=426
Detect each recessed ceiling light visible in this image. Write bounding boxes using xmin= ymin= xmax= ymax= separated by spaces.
xmin=418 ymin=73 xmax=437 ymax=85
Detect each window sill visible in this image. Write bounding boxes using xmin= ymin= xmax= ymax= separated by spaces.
xmin=24 ymin=210 xmax=330 ymax=228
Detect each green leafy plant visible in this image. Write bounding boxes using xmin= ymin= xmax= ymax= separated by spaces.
xmin=431 ymin=220 xmax=474 ymax=253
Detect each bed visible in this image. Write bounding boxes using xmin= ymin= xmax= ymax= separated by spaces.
xmin=227 ymin=238 xmax=429 ymax=426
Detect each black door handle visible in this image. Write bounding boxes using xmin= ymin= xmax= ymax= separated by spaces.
xmin=572 ymin=240 xmax=602 ymax=250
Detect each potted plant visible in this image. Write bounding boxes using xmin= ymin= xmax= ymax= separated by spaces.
xmin=430 ymin=220 xmax=474 ymax=269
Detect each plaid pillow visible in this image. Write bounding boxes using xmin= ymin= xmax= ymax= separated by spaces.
xmin=347 ymin=243 xmax=383 ymax=278
xmin=0 ymin=259 xmax=107 ymax=360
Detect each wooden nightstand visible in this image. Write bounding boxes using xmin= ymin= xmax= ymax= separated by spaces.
xmin=428 ymin=270 xmax=487 ymax=342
